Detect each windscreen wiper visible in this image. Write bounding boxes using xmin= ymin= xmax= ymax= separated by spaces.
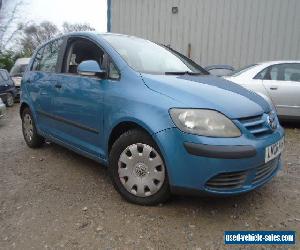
xmin=165 ymin=71 xmax=202 ymax=75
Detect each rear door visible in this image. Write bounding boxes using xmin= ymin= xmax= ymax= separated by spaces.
xmin=262 ymin=63 xmax=300 ymax=118
xmin=25 ymin=38 xmax=63 ymax=133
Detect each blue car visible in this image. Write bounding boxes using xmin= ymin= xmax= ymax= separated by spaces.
xmin=20 ymin=32 xmax=285 ymax=205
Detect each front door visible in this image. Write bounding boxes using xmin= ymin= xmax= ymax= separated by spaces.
xmin=51 ymin=37 xmax=106 ymax=158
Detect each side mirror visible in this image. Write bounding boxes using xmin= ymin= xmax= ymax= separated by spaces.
xmin=77 ymin=60 xmax=106 ymax=78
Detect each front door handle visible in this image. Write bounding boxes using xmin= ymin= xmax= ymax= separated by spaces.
xmin=270 ymin=86 xmax=278 ymax=90
xmin=55 ymin=83 xmax=62 ymax=89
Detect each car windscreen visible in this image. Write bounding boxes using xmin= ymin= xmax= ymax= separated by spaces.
xmin=208 ymin=68 xmax=234 ymax=76
xmin=10 ymin=64 xmax=28 ymax=77
xmin=102 ymin=35 xmax=207 ymax=75
xmin=229 ymin=64 xmax=258 ymax=77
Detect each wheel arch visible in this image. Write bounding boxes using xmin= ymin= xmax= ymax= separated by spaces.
xmin=20 ymin=102 xmax=30 ymax=118
xmin=107 ymin=120 xmax=157 ymax=155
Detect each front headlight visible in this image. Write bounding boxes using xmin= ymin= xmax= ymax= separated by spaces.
xmin=169 ymin=109 xmax=241 ymax=137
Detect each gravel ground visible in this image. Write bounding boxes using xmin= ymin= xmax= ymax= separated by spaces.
xmin=0 ymin=105 xmax=299 ymax=249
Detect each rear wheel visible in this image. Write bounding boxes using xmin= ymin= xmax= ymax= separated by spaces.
xmin=6 ymin=93 xmax=14 ymax=107
xmin=109 ymin=129 xmax=170 ymax=205
xmin=21 ymin=108 xmax=45 ymax=148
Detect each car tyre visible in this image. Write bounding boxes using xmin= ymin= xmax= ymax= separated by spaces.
xmin=6 ymin=93 xmax=14 ymax=107
xmin=109 ymin=129 xmax=170 ymax=205
xmin=22 ymin=107 xmax=45 ymax=148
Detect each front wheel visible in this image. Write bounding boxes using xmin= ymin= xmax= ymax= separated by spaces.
xmin=109 ymin=129 xmax=170 ymax=205
xmin=6 ymin=93 xmax=14 ymax=107
xmin=21 ymin=108 xmax=45 ymax=148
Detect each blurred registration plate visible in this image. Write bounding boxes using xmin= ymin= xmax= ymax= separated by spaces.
xmin=265 ymin=137 xmax=284 ymax=163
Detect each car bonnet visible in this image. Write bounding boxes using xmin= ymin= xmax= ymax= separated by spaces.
xmin=140 ymin=73 xmax=271 ymax=119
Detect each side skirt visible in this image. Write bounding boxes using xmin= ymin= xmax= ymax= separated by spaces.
xmin=38 ymin=130 xmax=108 ymax=167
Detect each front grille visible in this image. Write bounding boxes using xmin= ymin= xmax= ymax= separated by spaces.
xmin=205 ymin=171 xmax=247 ymax=190
xmin=205 ymin=157 xmax=279 ymax=192
xmin=238 ymin=114 xmax=271 ymax=137
xmin=252 ymin=158 xmax=278 ymax=185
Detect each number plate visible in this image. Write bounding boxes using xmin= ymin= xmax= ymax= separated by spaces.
xmin=265 ymin=137 xmax=284 ymax=163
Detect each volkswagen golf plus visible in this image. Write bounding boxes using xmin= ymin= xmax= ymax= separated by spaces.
xmin=20 ymin=32 xmax=284 ymax=205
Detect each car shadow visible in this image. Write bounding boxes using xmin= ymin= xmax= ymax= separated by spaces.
xmin=280 ymin=120 xmax=300 ymax=129
xmin=42 ymin=140 xmax=108 ymax=176
xmin=42 ymin=141 xmax=268 ymax=212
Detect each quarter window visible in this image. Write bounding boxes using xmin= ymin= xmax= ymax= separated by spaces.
xmin=108 ymin=61 xmax=120 ymax=79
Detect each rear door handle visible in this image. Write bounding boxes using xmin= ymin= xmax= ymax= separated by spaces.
xmin=270 ymin=86 xmax=278 ymax=90
xmin=55 ymin=83 xmax=62 ymax=89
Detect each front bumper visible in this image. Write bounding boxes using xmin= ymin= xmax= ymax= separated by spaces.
xmin=154 ymin=126 xmax=284 ymax=196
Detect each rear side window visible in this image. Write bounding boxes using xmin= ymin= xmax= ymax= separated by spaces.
xmin=32 ymin=38 xmax=63 ymax=72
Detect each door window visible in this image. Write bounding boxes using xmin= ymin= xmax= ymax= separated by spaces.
xmin=258 ymin=63 xmax=300 ymax=82
xmin=62 ymin=38 xmax=105 ymax=74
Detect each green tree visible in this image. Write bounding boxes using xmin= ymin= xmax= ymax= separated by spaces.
xmin=0 ymin=50 xmax=24 ymax=70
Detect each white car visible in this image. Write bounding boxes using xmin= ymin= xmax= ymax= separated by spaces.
xmin=10 ymin=58 xmax=30 ymax=94
xmin=225 ymin=61 xmax=300 ymax=121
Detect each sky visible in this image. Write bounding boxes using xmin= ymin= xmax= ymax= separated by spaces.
xmin=22 ymin=0 xmax=107 ymax=32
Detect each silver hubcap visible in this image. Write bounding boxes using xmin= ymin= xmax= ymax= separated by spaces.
xmin=7 ymin=94 xmax=13 ymax=106
xmin=23 ymin=114 xmax=33 ymax=142
xmin=118 ymin=143 xmax=165 ymax=197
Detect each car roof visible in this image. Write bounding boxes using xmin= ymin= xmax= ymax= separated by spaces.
xmin=257 ymin=60 xmax=300 ymax=67
xmin=14 ymin=58 xmax=31 ymax=64
xmin=34 ymin=32 xmax=134 ymax=52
